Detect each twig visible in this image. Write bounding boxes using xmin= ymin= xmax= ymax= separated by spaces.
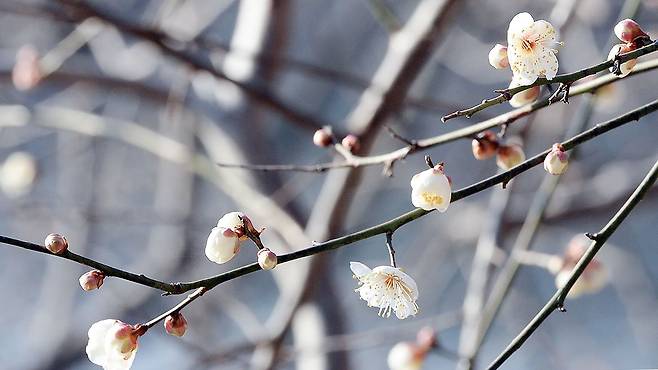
xmin=2 ymin=99 xmax=657 ymax=296
xmin=142 ymin=287 xmax=206 ymax=329
xmin=487 ymin=159 xmax=658 ymax=370
xmin=213 ymin=59 xmax=658 ymax=173
xmin=441 ymin=40 xmax=658 ymax=122
xmin=385 ymin=231 xmax=397 ymax=267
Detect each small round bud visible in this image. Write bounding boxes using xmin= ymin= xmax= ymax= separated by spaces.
xmin=387 ymin=342 xmax=426 ymax=370
xmin=416 ymin=326 xmax=438 ymax=350
xmin=79 ymin=270 xmax=105 ymax=291
xmin=496 ymin=144 xmax=525 ymax=170
xmin=471 ymin=131 xmax=499 ymax=160
xmin=614 ymin=19 xmax=648 ymax=44
xmin=45 ymin=233 xmax=68 ymax=254
xmin=313 ymin=127 xmax=333 ymax=147
xmin=12 ymin=45 xmax=42 ymax=91
xmin=257 ymin=248 xmax=278 ymax=270
xmin=341 ymin=134 xmax=360 ymax=153
xmin=543 ymin=143 xmax=569 ymax=175
xmin=488 ymin=44 xmax=509 ymax=69
xmin=164 ymin=312 xmax=188 ymax=337
xmin=608 ymin=43 xmax=637 ymax=77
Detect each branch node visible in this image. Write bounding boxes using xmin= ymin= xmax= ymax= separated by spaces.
xmin=584 ymin=232 xmax=599 ymax=241
xmin=425 ymin=155 xmax=435 ymax=169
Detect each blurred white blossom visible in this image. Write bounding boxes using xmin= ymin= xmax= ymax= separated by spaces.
xmin=350 ymin=262 xmax=419 ymax=319
xmin=0 ymin=152 xmax=37 ymax=198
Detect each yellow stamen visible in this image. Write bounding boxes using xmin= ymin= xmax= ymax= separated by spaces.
xmin=421 ymin=192 xmax=443 ymax=206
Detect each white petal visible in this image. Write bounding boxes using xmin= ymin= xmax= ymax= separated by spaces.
xmin=507 ymin=12 xmax=534 ymax=40
xmin=538 ymin=47 xmax=558 ymax=80
xmin=530 ymin=20 xmax=557 ymax=44
xmin=205 ymin=227 xmax=240 ymax=264
xmin=217 ymin=212 xmax=243 ymax=229
xmin=86 ymin=319 xmax=118 ymax=366
xmin=372 ymin=266 xmax=419 ymax=300
xmin=104 ymin=348 xmax=137 ymax=370
xmin=349 ymin=261 xmax=372 ymax=277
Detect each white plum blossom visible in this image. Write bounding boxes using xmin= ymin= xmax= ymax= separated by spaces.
xmin=0 ymin=151 xmax=37 ymax=198
xmin=410 ymin=164 xmax=451 ymax=212
xmin=544 ymin=143 xmax=569 ymax=175
xmin=217 ymin=211 xmax=246 ymax=237
xmin=86 ymin=319 xmax=141 ymax=370
xmin=488 ymin=44 xmax=509 ymax=69
xmin=350 ymin=262 xmax=419 ymax=319
xmin=387 ymin=342 xmax=425 ymax=370
xmin=507 ymin=12 xmax=560 ymax=86
xmin=205 ymin=226 xmax=241 ymax=264
xmin=508 ymin=76 xmax=540 ymax=108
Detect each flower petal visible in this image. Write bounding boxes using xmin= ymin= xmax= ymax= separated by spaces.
xmin=350 ymin=261 xmax=372 ymax=277
xmin=86 ymin=319 xmax=118 ymax=367
xmin=507 ymin=12 xmax=534 ymax=40
xmin=530 ymin=20 xmax=557 ymax=44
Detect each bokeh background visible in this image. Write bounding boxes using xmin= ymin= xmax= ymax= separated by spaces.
xmin=0 ymin=0 xmax=657 ymax=369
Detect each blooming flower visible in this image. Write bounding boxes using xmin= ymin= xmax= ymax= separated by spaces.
xmin=554 ymin=236 xmax=607 ymax=298
xmin=608 ymin=43 xmax=637 ymax=77
xmin=350 ymin=262 xmax=419 ymax=319
xmin=205 ymin=227 xmax=241 ymax=264
xmin=496 ymin=143 xmax=526 ymax=170
xmin=387 ymin=342 xmax=425 ymax=370
xmin=86 ymin=319 xmax=142 ymax=370
xmin=488 ymin=44 xmax=509 ymax=69
xmin=508 ymin=76 xmax=541 ymax=107
xmin=80 ymin=270 xmax=105 ymax=291
xmin=507 ymin=12 xmax=560 ymax=85
xmin=544 ymin=143 xmax=569 ymax=175
xmin=164 ymin=313 xmax=187 ymax=337
xmin=410 ymin=164 xmax=451 ymax=212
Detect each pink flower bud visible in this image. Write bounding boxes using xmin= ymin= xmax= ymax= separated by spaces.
xmin=79 ymin=270 xmax=105 ymax=291
xmin=496 ymin=144 xmax=525 ymax=170
xmin=614 ymin=19 xmax=648 ymax=44
xmin=12 ymin=45 xmax=42 ymax=91
xmin=608 ymin=43 xmax=638 ymax=77
xmin=471 ymin=131 xmax=499 ymax=160
xmin=164 ymin=312 xmax=188 ymax=337
xmin=554 ymin=236 xmax=607 ymax=298
xmin=341 ymin=134 xmax=360 ymax=153
xmin=313 ymin=127 xmax=333 ymax=147
xmin=544 ymin=143 xmax=569 ymax=175
xmin=257 ymin=248 xmax=278 ymax=270
xmin=45 ymin=233 xmax=68 ymax=254
xmin=488 ymin=44 xmax=509 ymax=69
xmin=416 ymin=326 xmax=438 ymax=350
xmin=387 ymin=342 xmax=426 ymax=370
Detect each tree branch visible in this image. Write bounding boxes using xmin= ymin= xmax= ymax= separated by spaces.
xmin=487 ymin=159 xmax=658 ymax=370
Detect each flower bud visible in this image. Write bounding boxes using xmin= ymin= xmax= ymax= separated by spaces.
xmin=488 ymin=44 xmax=509 ymax=69
xmin=416 ymin=326 xmax=438 ymax=350
xmin=614 ymin=19 xmax=648 ymax=44
xmin=79 ymin=270 xmax=105 ymax=291
xmin=86 ymin=319 xmax=141 ymax=370
xmin=543 ymin=143 xmax=569 ymax=175
xmin=554 ymin=236 xmax=607 ymax=298
xmin=387 ymin=342 xmax=426 ymax=370
xmin=608 ymin=43 xmax=637 ymax=77
xmin=313 ymin=127 xmax=333 ymax=147
xmin=257 ymin=248 xmax=278 ymax=270
xmin=496 ymin=144 xmax=525 ymax=170
xmin=164 ymin=312 xmax=188 ymax=337
xmin=341 ymin=134 xmax=360 ymax=153
xmin=471 ymin=131 xmax=499 ymax=160
xmin=217 ymin=211 xmax=247 ymax=238
xmin=205 ymin=227 xmax=241 ymax=264
xmin=12 ymin=45 xmax=42 ymax=91
xmin=45 ymin=233 xmax=68 ymax=254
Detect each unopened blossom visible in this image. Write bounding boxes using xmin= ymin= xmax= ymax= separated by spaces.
xmin=217 ymin=211 xmax=247 ymax=238
xmin=350 ymin=262 xmax=419 ymax=319
xmin=410 ymin=163 xmax=451 ymax=212
xmin=496 ymin=143 xmax=525 ymax=170
xmin=508 ymin=76 xmax=541 ymax=108
xmin=164 ymin=312 xmax=187 ymax=337
xmin=257 ymin=248 xmax=278 ymax=270
xmin=608 ymin=43 xmax=637 ymax=77
xmin=544 ymin=143 xmax=569 ymax=175
xmin=416 ymin=326 xmax=438 ymax=350
xmin=614 ymin=19 xmax=648 ymax=44
xmin=0 ymin=151 xmax=37 ymax=198
xmin=86 ymin=319 xmax=142 ymax=370
xmin=554 ymin=236 xmax=607 ymax=298
xmin=12 ymin=45 xmax=42 ymax=91
xmin=80 ymin=270 xmax=105 ymax=291
xmin=471 ymin=131 xmax=499 ymax=160
xmin=45 ymin=233 xmax=68 ymax=254
xmin=488 ymin=44 xmax=509 ymax=69
xmin=507 ymin=12 xmax=560 ymax=85
xmin=387 ymin=342 xmax=426 ymax=370
xmin=341 ymin=134 xmax=360 ymax=153
xmin=205 ymin=227 xmax=241 ymax=264
xmin=313 ymin=127 xmax=333 ymax=147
